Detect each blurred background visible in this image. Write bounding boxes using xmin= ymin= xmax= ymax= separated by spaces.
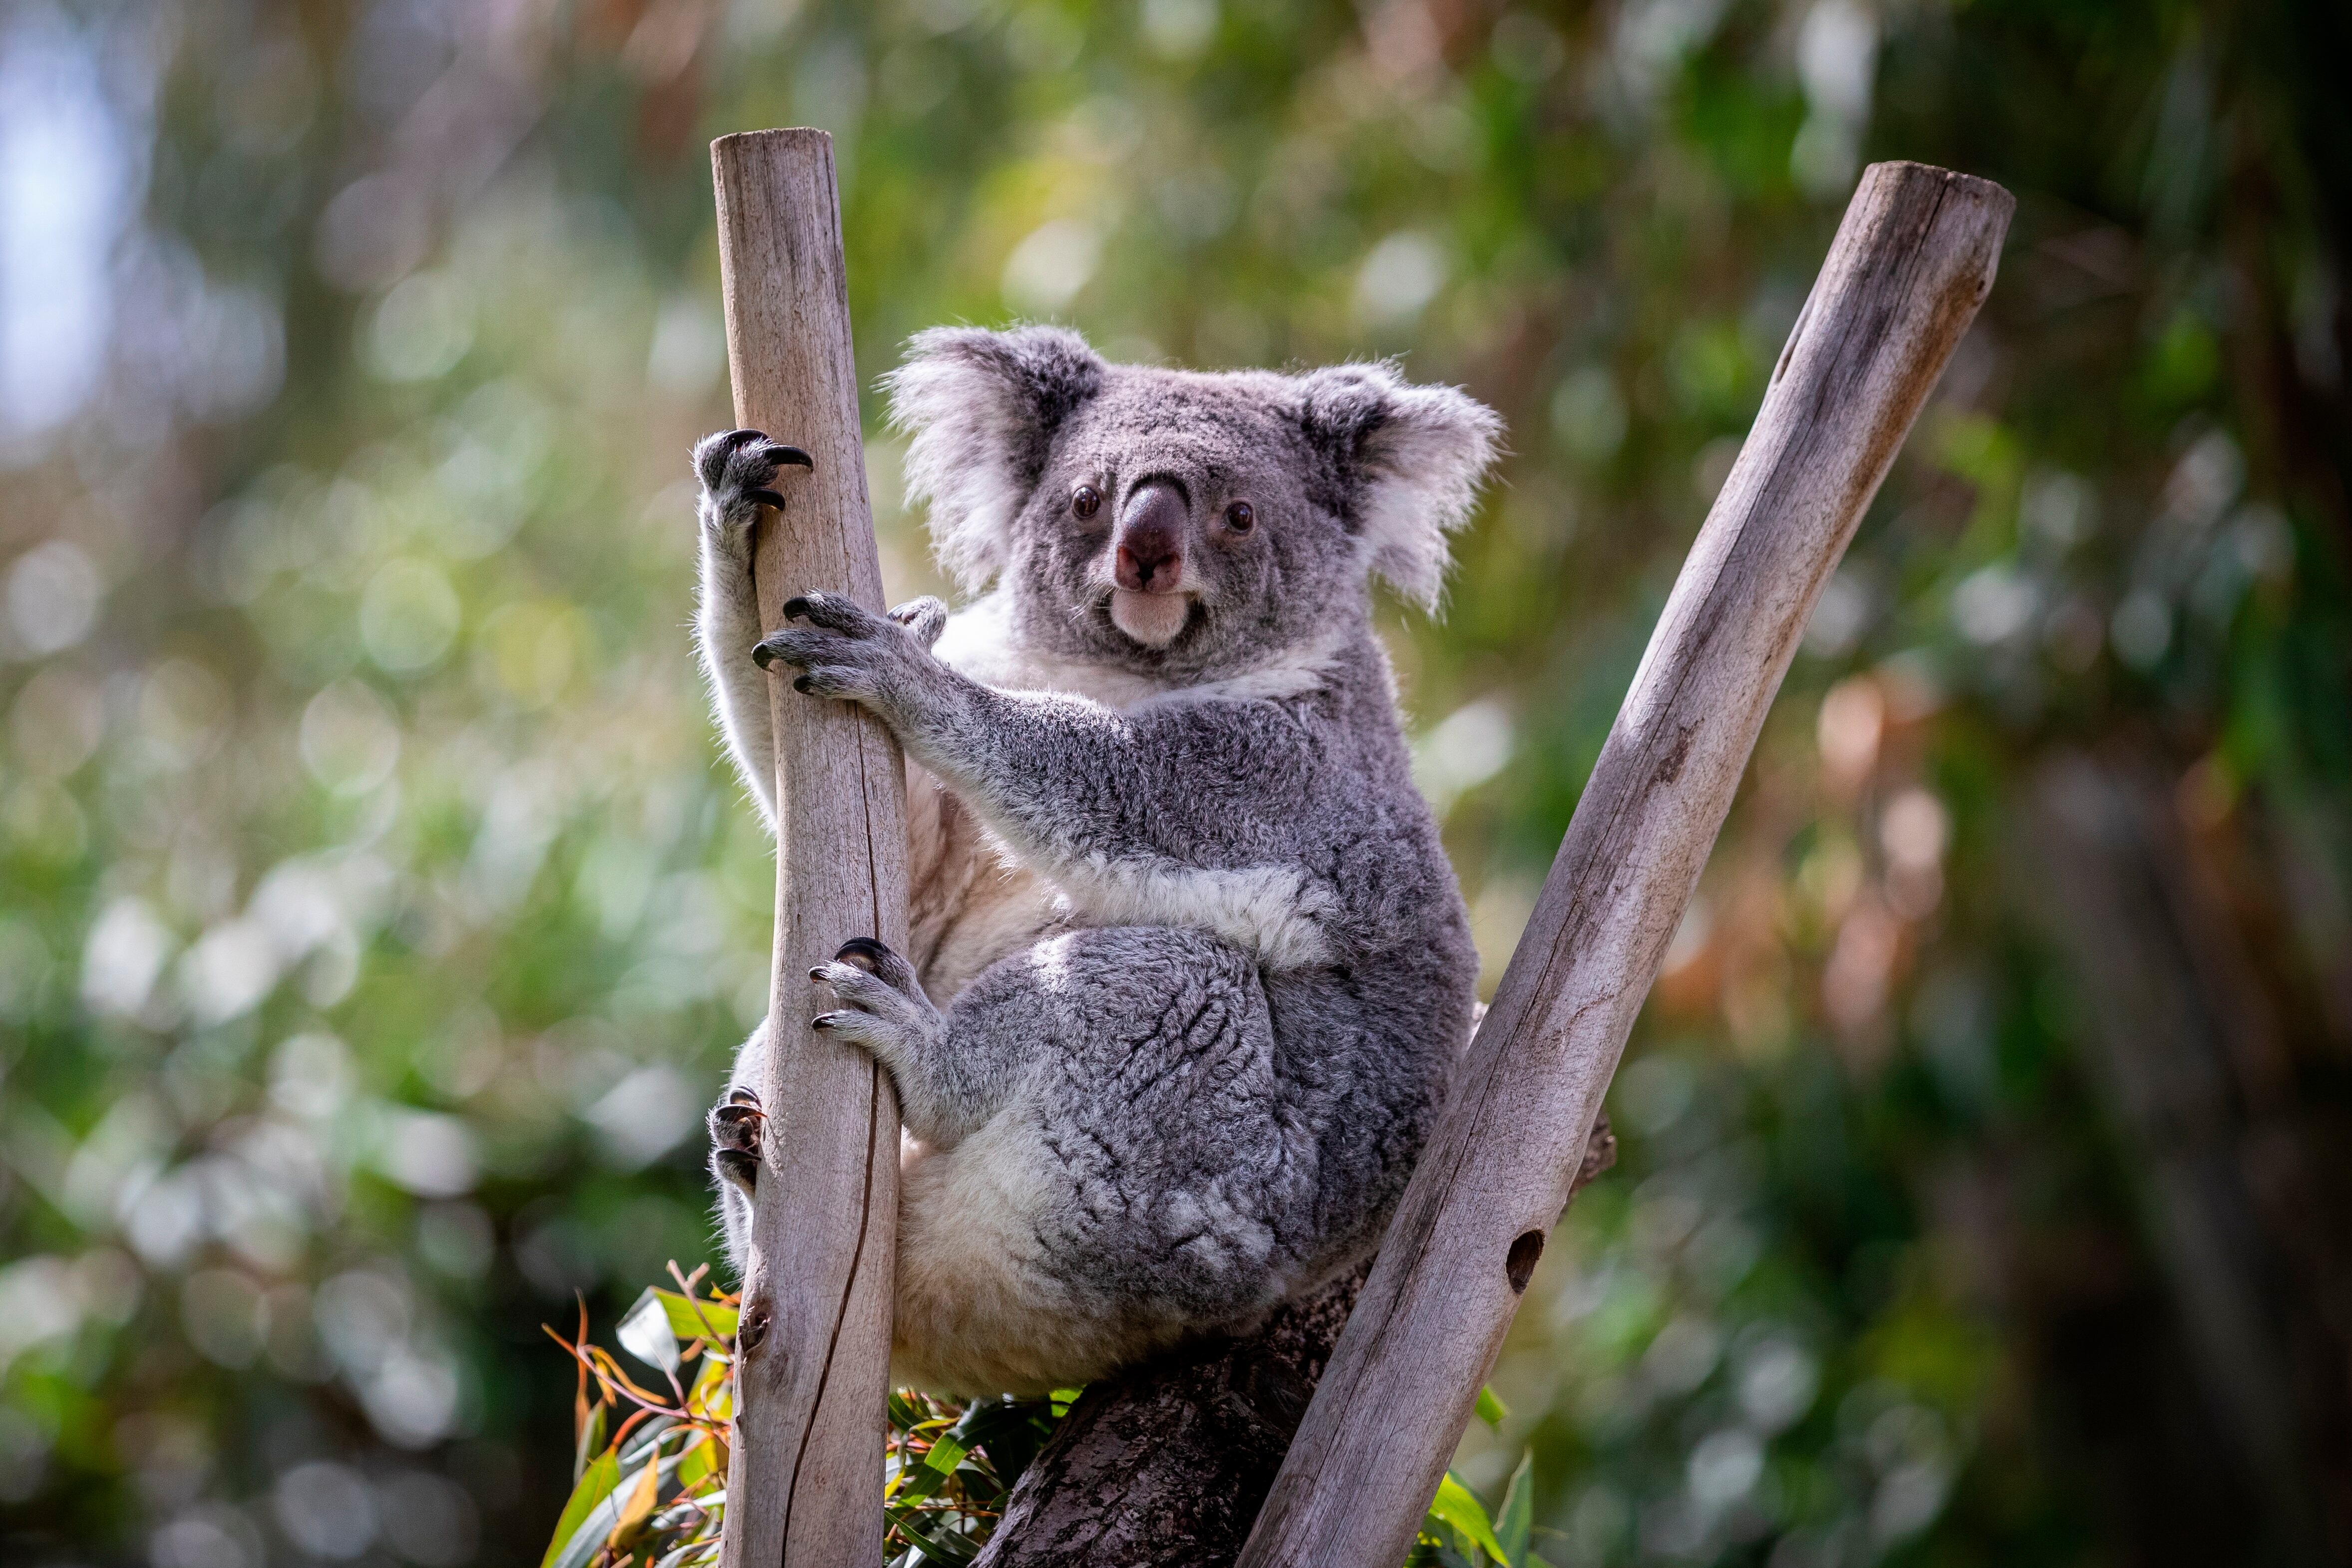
xmin=2 ymin=0 xmax=2349 ymax=1564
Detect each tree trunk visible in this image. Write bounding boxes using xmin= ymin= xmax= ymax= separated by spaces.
xmin=709 ymin=128 xmax=906 ymax=1568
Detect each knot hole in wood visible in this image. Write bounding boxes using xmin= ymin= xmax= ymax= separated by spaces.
xmin=1505 ymin=1230 xmax=1545 ymax=1294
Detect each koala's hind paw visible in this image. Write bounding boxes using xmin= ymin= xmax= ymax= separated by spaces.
xmin=707 ymin=1085 xmax=764 ymax=1195
xmin=809 ymin=937 xmax=943 ymax=1072
xmin=692 ymin=429 xmax=812 ymax=562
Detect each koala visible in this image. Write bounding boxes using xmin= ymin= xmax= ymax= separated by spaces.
xmin=692 ymin=325 xmax=1500 ymax=1399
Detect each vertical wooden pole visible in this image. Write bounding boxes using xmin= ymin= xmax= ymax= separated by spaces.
xmin=710 ymin=128 xmax=905 ymax=1568
xmin=1236 ymin=162 xmax=2013 ymax=1568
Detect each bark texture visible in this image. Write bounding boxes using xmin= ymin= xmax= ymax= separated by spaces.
xmin=975 ymin=1119 xmax=1617 ymax=1568
xmin=709 ymin=128 xmax=907 ymax=1568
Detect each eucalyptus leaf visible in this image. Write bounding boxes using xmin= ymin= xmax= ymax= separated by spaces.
xmin=1476 ymin=1385 xmax=1511 ymax=1428
xmin=540 ymin=1447 xmax=624 ymax=1568
xmin=619 ymin=1287 xmax=682 ymax=1375
xmin=1427 ymin=1471 xmax=1511 ymax=1567
xmin=655 ymin=1287 xmax=740 ymax=1341
xmin=1497 ymin=1450 xmax=1535 ymax=1568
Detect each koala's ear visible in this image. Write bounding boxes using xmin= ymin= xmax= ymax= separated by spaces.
xmin=1296 ymin=363 xmax=1503 ymax=612
xmin=883 ymin=325 xmax=1107 ymax=591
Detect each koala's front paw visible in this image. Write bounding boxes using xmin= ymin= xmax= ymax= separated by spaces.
xmin=888 ymin=596 xmax=951 ymax=650
xmin=692 ymin=429 xmax=812 ymax=565
xmin=708 ymin=1085 xmax=764 ymax=1195
xmin=809 ymin=937 xmax=944 ymax=1075
xmin=751 ymin=592 xmax=943 ymax=715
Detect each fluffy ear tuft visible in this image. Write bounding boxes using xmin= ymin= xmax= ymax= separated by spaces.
xmin=1295 ymin=363 xmax=1503 ymax=611
xmin=882 ymin=325 xmax=1106 ymax=591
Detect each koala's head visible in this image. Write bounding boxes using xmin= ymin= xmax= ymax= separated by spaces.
xmin=884 ymin=326 xmax=1501 ymax=680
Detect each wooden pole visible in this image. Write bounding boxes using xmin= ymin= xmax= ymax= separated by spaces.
xmin=710 ymin=128 xmax=906 ymax=1568
xmin=1236 ymin=161 xmax=2013 ymax=1568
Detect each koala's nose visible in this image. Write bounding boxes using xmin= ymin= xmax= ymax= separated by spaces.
xmin=1114 ymin=483 xmax=1187 ymax=594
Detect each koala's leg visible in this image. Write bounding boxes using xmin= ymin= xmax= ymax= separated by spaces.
xmin=691 ymin=429 xmax=810 ymax=831
xmin=706 ymin=1021 xmax=774 ymax=1276
xmin=708 ymin=927 xmax=997 ymax=1277
xmin=808 ymin=936 xmax=1022 ymax=1147
xmin=706 ymin=1083 xmax=761 ymax=1269
xmin=888 ymin=925 xmax=1332 ymax=1396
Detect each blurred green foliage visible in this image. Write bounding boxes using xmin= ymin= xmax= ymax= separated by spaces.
xmin=2 ymin=1 xmax=2348 ymax=1566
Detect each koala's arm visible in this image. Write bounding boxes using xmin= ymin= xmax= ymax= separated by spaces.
xmin=697 ymin=521 xmax=776 ymax=832
xmin=691 ymin=429 xmax=822 ymax=833
xmin=756 ymin=594 xmax=1335 ymax=961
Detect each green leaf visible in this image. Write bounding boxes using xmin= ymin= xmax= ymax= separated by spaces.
xmin=655 ymin=1287 xmax=740 ymax=1341
xmin=545 ymin=1419 xmax=676 ymax=1568
xmin=541 ymin=1445 xmax=623 ymax=1568
xmin=619 ymin=1287 xmax=681 ymax=1375
xmin=1497 ymin=1451 xmax=1534 ymax=1568
xmin=925 ymin=1433 xmax=969 ymax=1474
xmin=891 ymin=1452 xmax=951 ymax=1506
xmin=945 ymin=1396 xmax=1054 ymax=1493
xmin=1426 ymin=1471 xmax=1511 ymax=1567
xmin=888 ymin=1506 xmax=981 ymax=1566
xmin=572 ymin=1399 xmax=606 ymax=1484
xmin=674 ymin=1429 xmax=720 ymax=1491
xmin=1475 ymin=1385 xmax=1510 ymax=1428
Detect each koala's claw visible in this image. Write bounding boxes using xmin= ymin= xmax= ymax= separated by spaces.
xmin=833 ymin=936 xmax=897 ymax=972
xmin=693 ymin=430 xmax=814 ymax=558
xmin=708 ymin=1085 xmax=764 ymax=1195
xmin=752 ymin=593 xmax=947 ymax=714
xmin=780 ymin=592 xmax=874 ymax=634
xmin=808 ymin=938 xmax=942 ymax=1065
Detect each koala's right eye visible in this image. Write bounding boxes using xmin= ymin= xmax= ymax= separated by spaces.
xmin=1070 ymin=485 xmax=1102 ymax=520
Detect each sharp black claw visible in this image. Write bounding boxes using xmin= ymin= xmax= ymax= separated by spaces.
xmin=834 ymin=937 xmax=891 ymax=970
xmin=792 ymin=675 xmax=813 ymax=694
xmin=752 ymin=640 xmax=778 ymax=669
xmin=763 ymin=444 xmax=814 ymax=469
xmin=719 ymin=428 xmax=767 ymax=450
xmin=812 ymin=1013 xmax=838 ymax=1032
xmin=781 ymin=596 xmax=811 ymax=621
xmin=745 ymin=489 xmax=786 ymax=511
xmin=715 ymin=1149 xmax=758 ymax=1191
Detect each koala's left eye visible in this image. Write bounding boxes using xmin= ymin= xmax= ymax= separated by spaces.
xmin=1223 ymin=501 xmax=1256 ymax=534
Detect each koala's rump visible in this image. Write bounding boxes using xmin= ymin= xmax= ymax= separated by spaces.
xmin=893 ymin=1114 xmax=1192 ymax=1397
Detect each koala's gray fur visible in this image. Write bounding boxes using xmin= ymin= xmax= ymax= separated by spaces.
xmin=692 ymin=326 xmax=1499 ymax=1398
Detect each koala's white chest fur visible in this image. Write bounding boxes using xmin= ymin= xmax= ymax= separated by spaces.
xmin=903 ymin=593 xmax=1354 ymax=992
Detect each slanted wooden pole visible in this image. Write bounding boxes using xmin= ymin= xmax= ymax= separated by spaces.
xmin=1238 ymin=162 xmax=2013 ymax=1568
xmin=710 ymin=128 xmax=906 ymax=1568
